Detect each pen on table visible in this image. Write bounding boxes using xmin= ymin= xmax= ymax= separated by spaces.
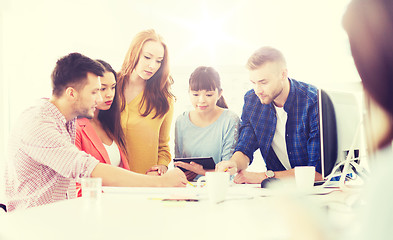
xmin=187 ymin=181 xmax=195 ymax=187
xmin=224 ymin=168 xmax=229 ymax=172
xmin=149 ymin=197 xmax=164 ymax=200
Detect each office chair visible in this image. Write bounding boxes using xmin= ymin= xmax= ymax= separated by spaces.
xmin=320 ymin=89 xmax=338 ymax=178
xmin=0 ymin=203 xmax=6 ymax=213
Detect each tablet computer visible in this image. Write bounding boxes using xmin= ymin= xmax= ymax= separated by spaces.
xmin=173 ymin=157 xmax=216 ymax=172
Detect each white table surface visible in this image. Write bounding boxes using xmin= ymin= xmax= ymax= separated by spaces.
xmin=0 ymin=184 xmax=348 ymax=240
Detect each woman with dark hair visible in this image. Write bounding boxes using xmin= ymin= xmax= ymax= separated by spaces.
xmin=290 ymin=1 xmax=393 ymax=239
xmin=117 ymin=29 xmax=174 ymax=176
xmin=76 ymin=59 xmax=130 ymax=171
xmin=342 ymin=0 xmax=393 ymax=239
xmin=174 ymin=66 xmax=240 ymax=181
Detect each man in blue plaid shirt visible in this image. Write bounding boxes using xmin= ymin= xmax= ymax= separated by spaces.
xmin=216 ymin=46 xmax=322 ymax=184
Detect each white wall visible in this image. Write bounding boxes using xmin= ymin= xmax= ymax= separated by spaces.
xmin=1 ymin=0 xmax=359 ymax=189
xmin=0 ymin=4 xmax=6 ymax=204
xmin=2 ymin=0 xmax=358 ymax=122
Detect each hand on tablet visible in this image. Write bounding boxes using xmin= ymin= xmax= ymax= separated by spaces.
xmin=174 ymin=161 xmax=206 ymax=176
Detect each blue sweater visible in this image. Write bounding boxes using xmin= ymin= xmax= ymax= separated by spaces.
xmin=175 ymin=109 xmax=240 ymax=165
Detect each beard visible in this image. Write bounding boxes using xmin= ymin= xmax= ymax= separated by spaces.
xmin=259 ymin=87 xmax=284 ymax=105
xmin=81 ymin=113 xmax=94 ymax=119
xmin=258 ymin=95 xmax=273 ymax=105
xmin=77 ymin=109 xmax=94 ymax=119
xmin=74 ymin=102 xmax=95 ymax=119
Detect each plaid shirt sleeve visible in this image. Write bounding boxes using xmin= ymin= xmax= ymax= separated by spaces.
xmin=221 ymin=111 xmax=240 ymax=161
xmin=21 ymin=118 xmax=97 ymax=179
xmin=306 ymin=97 xmax=321 ymax=171
xmin=234 ymin=91 xmax=260 ymax=162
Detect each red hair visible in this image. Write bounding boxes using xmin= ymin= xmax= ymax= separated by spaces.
xmin=117 ymin=29 xmax=174 ymax=118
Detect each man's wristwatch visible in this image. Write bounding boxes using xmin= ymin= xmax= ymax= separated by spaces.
xmin=265 ymin=170 xmax=275 ymax=179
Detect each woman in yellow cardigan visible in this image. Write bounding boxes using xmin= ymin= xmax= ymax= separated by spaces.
xmin=117 ymin=29 xmax=174 ymax=175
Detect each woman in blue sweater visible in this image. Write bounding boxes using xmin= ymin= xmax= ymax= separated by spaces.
xmin=174 ymin=66 xmax=240 ymax=181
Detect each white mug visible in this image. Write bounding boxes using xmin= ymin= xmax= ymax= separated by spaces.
xmin=197 ymin=172 xmax=230 ymax=203
xmin=294 ymin=166 xmax=315 ymax=190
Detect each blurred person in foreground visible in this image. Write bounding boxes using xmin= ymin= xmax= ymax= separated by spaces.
xmin=342 ymin=0 xmax=393 ymax=239
xmin=283 ymin=0 xmax=393 ymax=239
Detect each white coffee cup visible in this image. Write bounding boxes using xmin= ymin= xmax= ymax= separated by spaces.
xmin=197 ymin=172 xmax=230 ymax=203
xmin=81 ymin=177 xmax=102 ymax=200
xmin=294 ymin=166 xmax=315 ymax=190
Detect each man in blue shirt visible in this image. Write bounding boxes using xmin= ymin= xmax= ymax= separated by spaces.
xmin=216 ymin=46 xmax=322 ymax=184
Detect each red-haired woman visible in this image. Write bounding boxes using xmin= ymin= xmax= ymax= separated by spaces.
xmin=117 ymin=29 xmax=174 ymax=176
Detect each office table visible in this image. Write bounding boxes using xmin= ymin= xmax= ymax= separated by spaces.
xmin=0 ymin=184 xmax=356 ymax=240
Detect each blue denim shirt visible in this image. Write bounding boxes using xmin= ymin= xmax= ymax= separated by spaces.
xmin=235 ymin=78 xmax=321 ymax=172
